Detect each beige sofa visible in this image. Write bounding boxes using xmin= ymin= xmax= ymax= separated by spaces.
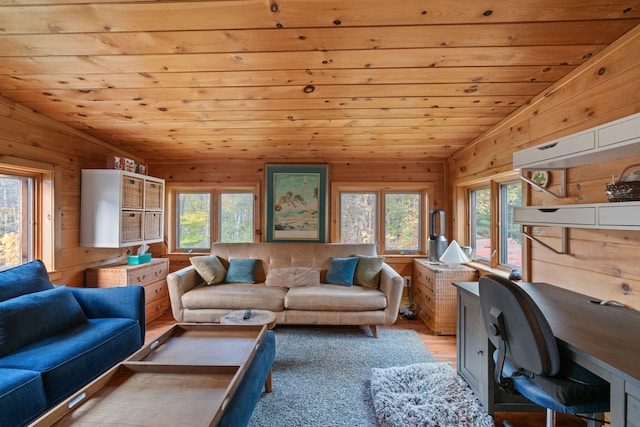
xmin=167 ymin=242 xmax=404 ymax=337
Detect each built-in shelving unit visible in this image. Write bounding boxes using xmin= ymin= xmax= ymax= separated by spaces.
xmin=513 ymin=112 xmax=640 ymax=252
xmin=81 ymin=169 xmax=165 ymax=248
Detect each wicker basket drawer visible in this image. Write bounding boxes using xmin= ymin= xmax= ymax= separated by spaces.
xmin=122 ymin=176 xmax=144 ymax=209
xmin=144 ymin=180 xmax=163 ymax=210
xmin=144 ymin=212 xmax=162 ymax=240
xmin=121 ymin=211 xmax=143 ymax=243
xmin=414 ymin=262 xmax=435 ymax=291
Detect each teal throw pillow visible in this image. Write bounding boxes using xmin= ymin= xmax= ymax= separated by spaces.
xmin=353 ymin=255 xmax=385 ymax=289
xmin=325 ymin=257 xmax=358 ymax=286
xmin=190 ymin=255 xmax=227 ymax=285
xmin=225 ymin=259 xmax=260 ymax=284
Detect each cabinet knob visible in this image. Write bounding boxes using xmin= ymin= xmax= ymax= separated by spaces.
xmin=476 ymin=350 xmax=483 ymax=356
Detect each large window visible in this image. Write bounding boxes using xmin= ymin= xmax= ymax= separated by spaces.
xmin=0 ymin=160 xmax=56 ymax=272
xmin=332 ymin=183 xmax=430 ymax=255
xmin=168 ymin=184 xmax=258 ymax=253
xmin=467 ymin=176 xmax=522 ymax=269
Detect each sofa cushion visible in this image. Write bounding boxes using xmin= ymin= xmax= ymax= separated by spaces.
xmin=0 ymin=368 xmax=47 ymax=427
xmin=225 ymin=259 xmax=260 ymax=283
xmin=0 ymin=287 xmax=88 ymax=357
xmin=182 ymin=284 xmax=287 ymax=312
xmin=190 ymin=255 xmax=227 ymax=285
xmin=265 ymin=267 xmax=321 ymax=288
xmin=324 ymin=257 xmax=358 ymax=286
xmin=285 ymin=285 xmax=388 ymax=311
xmin=353 ymin=255 xmax=385 ymax=289
xmin=0 ymin=318 xmax=141 ymax=406
xmin=0 ymin=259 xmax=53 ymax=302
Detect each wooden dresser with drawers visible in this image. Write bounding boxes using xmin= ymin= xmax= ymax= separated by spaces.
xmin=86 ymin=258 xmax=170 ymax=324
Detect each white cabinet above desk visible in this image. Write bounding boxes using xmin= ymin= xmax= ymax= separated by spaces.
xmin=514 ymin=201 xmax=640 ymax=230
xmin=513 ymin=112 xmax=640 ymax=170
xmin=513 ymin=112 xmax=640 ymax=238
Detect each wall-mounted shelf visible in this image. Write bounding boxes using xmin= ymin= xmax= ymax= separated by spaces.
xmin=513 ymin=112 xmax=640 ymax=170
xmin=515 ymin=202 xmax=640 ymax=230
xmin=513 ymin=112 xmax=640 ymax=253
xmin=81 ymin=169 xmax=165 ymax=248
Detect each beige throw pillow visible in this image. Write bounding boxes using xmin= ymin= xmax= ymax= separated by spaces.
xmin=190 ymin=255 xmax=227 ymax=285
xmin=354 ymin=255 xmax=385 ymax=289
xmin=265 ymin=267 xmax=321 ymax=288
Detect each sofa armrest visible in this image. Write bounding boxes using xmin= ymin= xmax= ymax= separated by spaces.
xmin=66 ymin=286 xmax=146 ymax=343
xmin=167 ymin=265 xmax=204 ymax=322
xmin=379 ymin=263 xmax=404 ymax=325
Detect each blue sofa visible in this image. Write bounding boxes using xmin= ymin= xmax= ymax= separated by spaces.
xmin=0 ymin=260 xmax=145 ymax=427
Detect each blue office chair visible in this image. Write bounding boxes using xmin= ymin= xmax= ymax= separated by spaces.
xmin=478 ymin=274 xmax=610 ymax=427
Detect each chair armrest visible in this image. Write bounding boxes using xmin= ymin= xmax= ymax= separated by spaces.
xmin=379 ymin=263 xmax=404 ymax=324
xmin=167 ymin=265 xmax=204 ymax=321
xmin=66 ymin=286 xmax=146 ymax=343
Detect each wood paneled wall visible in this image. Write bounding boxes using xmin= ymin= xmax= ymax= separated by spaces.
xmin=449 ymin=25 xmax=640 ymax=309
xmin=0 ymin=96 xmax=145 ymax=285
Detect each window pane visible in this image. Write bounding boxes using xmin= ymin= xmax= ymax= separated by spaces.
xmin=470 ymin=187 xmax=491 ymax=260
xmin=384 ymin=192 xmax=420 ymax=252
xmin=219 ymin=193 xmax=254 ymax=242
xmin=340 ymin=192 xmax=376 ymax=244
xmin=177 ymin=192 xmax=211 ymax=249
xmin=0 ymin=174 xmax=32 ymax=270
xmin=500 ymin=182 xmax=522 ymax=268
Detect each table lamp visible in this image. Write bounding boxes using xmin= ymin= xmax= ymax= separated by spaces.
xmin=439 ymin=240 xmax=470 ymax=268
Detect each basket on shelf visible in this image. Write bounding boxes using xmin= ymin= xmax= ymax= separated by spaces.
xmin=605 ymin=163 xmax=640 ymax=202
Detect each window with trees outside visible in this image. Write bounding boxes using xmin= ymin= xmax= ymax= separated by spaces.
xmin=332 ymin=183 xmax=430 ymax=255
xmin=468 ymin=177 xmax=522 ymax=270
xmin=168 ymin=184 xmax=258 ymax=253
xmin=0 ymin=160 xmax=56 ymax=272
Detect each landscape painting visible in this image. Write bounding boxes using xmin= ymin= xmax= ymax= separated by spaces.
xmin=266 ymin=165 xmax=327 ymax=242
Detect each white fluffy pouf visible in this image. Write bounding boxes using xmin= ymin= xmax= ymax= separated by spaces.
xmin=371 ymin=362 xmax=494 ymax=427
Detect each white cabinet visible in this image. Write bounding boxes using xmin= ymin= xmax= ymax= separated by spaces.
xmin=514 ymin=112 xmax=640 ymax=169
xmin=514 ymin=201 xmax=640 ymax=230
xmin=81 ymin=169 xmax=164 ymax=248
xmin=513 ymin=112 xmax=640 ymax=232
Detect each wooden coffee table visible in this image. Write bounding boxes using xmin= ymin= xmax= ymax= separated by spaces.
xmin=30 ymin=324 xmax=268 ymax=427
xmin=221 ymin=309 xmax=276 ymax=329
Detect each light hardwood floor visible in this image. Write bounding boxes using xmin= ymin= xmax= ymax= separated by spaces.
xmin=146 ymin=312 xmax=586 ymax=426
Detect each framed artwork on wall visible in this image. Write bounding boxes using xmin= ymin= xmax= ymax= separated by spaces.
xmin=265 ymin=164 xmax=328 ymax=242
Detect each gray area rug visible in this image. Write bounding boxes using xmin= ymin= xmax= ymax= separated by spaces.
xmin=371 ymin=362 xmax=494 ymax=427
xmin=248 ymin=326 xmax=435 ymax=427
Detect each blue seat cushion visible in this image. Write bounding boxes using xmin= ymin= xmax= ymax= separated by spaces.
xmin=0 ymin=260 xmax=53 ymax=302
xmin=503 ymin=357 xmax=610 ymax=414
xmin=0 ymin=318 xmax=142 ymax=406
xmin=0 ymin=368 xmax=47 ymax=427
xmin=218 ymin=330 xmax=276 ymax=427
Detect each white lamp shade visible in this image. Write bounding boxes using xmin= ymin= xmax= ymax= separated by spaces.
xmin=439 ymin=240 xmax=470 ymax=268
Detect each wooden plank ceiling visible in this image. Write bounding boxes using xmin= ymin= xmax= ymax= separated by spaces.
xmin=0 ymin=0 xmax=638 ymax=162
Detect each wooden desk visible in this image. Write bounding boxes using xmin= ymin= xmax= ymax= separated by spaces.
xmin=454 ymin=281 xmax=640 ymax=426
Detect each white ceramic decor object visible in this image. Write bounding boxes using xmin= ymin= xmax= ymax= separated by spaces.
xmin=439 ymin=240 xmax=470 ymax=268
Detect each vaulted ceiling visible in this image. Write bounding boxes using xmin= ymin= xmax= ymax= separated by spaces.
xmin=0 ymin=1 xmax=638 ymax=162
